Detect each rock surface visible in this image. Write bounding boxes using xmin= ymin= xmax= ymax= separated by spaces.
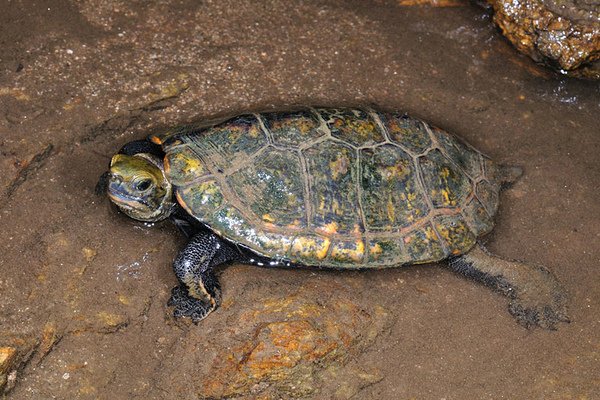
xmin=189 ymin=281 xmax=389 ymax=399
xmin=487 ymin=0 xmax=600 ymax=77
xmin=0 ymin=333 xmax=38 ymax=394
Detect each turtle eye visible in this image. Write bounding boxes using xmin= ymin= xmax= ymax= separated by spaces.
xmin=135 ymin=178 xmax=153 ymax=191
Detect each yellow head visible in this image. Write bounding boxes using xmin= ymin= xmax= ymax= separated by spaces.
xmin=107 ymin=153 xmax=174 ymax=222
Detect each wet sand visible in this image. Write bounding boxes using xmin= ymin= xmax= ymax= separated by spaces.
xmin=0 ymin=0 xmax=599 ymax=398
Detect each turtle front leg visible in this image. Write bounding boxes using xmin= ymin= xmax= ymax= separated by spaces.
xmin=448 ymin=244 xmax=569 ymax=330
xmin=169 ymin=232 xmax=241 ymax=322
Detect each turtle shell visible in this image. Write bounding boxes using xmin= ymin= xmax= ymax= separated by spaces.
xmin=150 ymin=108 xmax=503 ymax=268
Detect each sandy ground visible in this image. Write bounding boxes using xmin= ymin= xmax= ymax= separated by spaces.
xmin=1 ymin=0 xmax=599 ymax=399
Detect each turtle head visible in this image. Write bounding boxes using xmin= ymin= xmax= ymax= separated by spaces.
xmin=107 ymin=153 xmax=174 ymax=222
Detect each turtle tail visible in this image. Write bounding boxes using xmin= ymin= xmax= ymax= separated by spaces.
xmin=497 ymin=164 xmax=523 ymax=189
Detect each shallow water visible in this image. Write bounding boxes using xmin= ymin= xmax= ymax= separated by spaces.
xmin=1 ymin=0 xmax=599 ymax=398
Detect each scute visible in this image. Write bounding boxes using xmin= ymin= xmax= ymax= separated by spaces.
xmin=381 ymin=112 xmax=433 ymax=154
xmin=186 ymin=114 xmax=268 ymax=171
xmin=368 ymin=237 xmax=411 ymax=266
xmin=328 ymin=239 xmax=366 ymax=265
xmin=462 ymin=196 xmax=494 ymax=237
xmin=177 ymin=180 xmax=224 ymax=220
xmin=433 ymin=214 xmax=477 ymax=255
xmin=289 ymin=235 xmax=331 ymax=264
xmin=431 ymin=126 xmax=483 ymax=179
xmin=303 ymin=140 xmax=363 ymax=234
xmin=209 ymin=206 xmax=293 ymax=257
xmin=228 ymin=147 xmax=306 ymax=228
xmin=360 ymin=144 xmax=429 ymax=230
xmin=403 ymin=224 xmax=447 ymax=263
xmin=476 ymin=179 xmax=500 ymax=217
xmin=419 ymin=149 xmax=472 ymax=209
xmin=261 ymin=109 xmax=326 ymax=147
xmin=317 ymin=108 xmax=386 ymax=147
xmin=165 ymin=145 xmax=210 ymax=186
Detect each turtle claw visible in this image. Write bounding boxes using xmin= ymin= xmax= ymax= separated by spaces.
xmin=168 ymin=285 xmax=218 ymax=323
xmin=508 ymin=291 xmax=570 ymax=330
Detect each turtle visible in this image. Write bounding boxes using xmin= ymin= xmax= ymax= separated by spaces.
xmin=100 ymin=107 xmax=568 ymax=329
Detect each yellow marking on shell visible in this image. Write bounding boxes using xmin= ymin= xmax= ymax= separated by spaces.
xmin=440 ymin=167 xmax=450 ymax=179
xmin=284 ymin=220 xmax=303 ymax=230
xmin=330 ymin=240 xmax=365 ymax=263
xmin=316 ymin=240 xmax=330 ymax=259
xmin=355 ymin=240 xmax=365 ymax=258
xmin=291 ymin=237 xmax=330 ymax=260
xmin=247 ymin=124 xmax=260 ymax=138
xmin=298 ymin=119 xmax=314 ymax=134
xmin=316 ymin=221 xmax=338 ymax=236
xmin=174 ymin=152 xmax=204 ymax=175
xmin=184 ymin=180 xmax=224 ymax=208
xmin=262 ymin=213 xmax=274 ymax=223
xmin=424 ymin=226 xmax=437 ymax=240
xmin=329 ymin=155 xmax=349 ymax=180
xmin=334 ymin=117 xmax=376 ymax=141
xmin=386 ymin=196 xmax=395 ymax=223
xmin=384 ymin=164 xmax=408 ymax=179
xmin=437 ymin=225 xmax=452 ymax=241
xmin=441 ymin=189 xmax=452 ymax=206
xmin=434 ymin=217 xmax=475 ymax=254
xmin=318 ymin=198 xmax=326 ymax=212
xmin=437 ymin=167 xmax=457 ymax=207
xmin=407 ymin=192 xmax=417 ymax=202
xmin=369 ymin=242 xmax=383 ymax=259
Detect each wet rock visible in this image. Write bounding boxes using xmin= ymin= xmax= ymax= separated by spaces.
xmin=0 ymin=334 xmax=38 ymax=393
xmin=202 ymin=298 xmax=388 ymax=398
xmin=96 ymin=312 xmax=129 ymax=332
xmin=82 ymin=247 xmax=97 ymax=262
xmin=37 ymin=323 xmax=62 ymax=363
xmin=165 ymin=279 xmax=390 ymax=399
xmin=0 ymin=347 xmax=17 ymax=389
xmin=487 ymin=0 xmax=600 ymax=76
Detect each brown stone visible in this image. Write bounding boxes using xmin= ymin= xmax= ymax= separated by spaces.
xmin=487 ymin=0 xmax=600 ymax=76
xmin=0 ymin=334 xmax=38 ymax=393
xmin=0 ymin=347 xmax=17 ymax=376
xmin=198 ymin=282 xmax=390 ymax=399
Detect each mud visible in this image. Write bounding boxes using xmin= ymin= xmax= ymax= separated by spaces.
xmin=1 ymin=0 xmax=599 ymax=399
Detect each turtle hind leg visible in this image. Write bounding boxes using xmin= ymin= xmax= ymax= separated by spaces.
xmin=169 ymin=231 xmax=241 ymax=323
xmin=448 ymin=244 xmax=569 ymax=330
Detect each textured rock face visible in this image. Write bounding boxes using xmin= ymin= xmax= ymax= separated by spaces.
xmin=168 ymin=280 xmax=391 ymax=399
xmin=487 ymin=0 xmax=600 ymax=77
xmin=0 ymin=333 xmax=39 ymax=394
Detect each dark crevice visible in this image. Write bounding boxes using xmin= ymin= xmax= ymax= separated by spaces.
xmin=4 ymin=144 xmax=54 ymax=198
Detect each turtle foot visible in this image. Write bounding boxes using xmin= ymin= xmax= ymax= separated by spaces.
xmin=449 ymin=244 xmax=569 ymax=330
xmin=168 ymin=285 xmax=218 ymax=323
xmin=508 ymin=279 xmax=570 ymax=330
